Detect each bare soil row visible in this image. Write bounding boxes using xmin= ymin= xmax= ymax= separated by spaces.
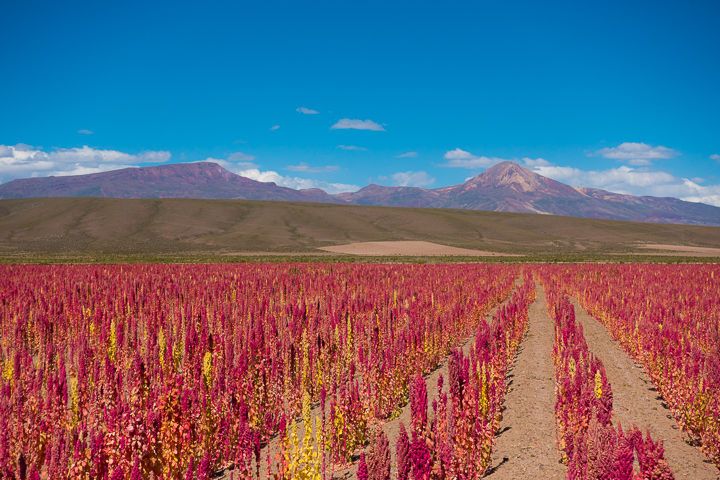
xmin=487 ymin=284 xmax=717 ymax=479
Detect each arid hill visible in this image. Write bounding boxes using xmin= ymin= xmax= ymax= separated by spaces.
xmin=1 ymin=197 xmax=719 ymax=258
xmin=0 ymin=162 xmax=337 ymax=203
xmin=2 ymin=161 xmax=720 ymax=226
xmin=337 ymin=162 xmax=720 ymax=226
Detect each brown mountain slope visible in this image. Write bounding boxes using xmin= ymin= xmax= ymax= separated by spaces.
xmin=339 ymin=162 xmax=720 ymax=226
xmin=0 ymin=162 xmax=338 ymax=203
xmin=1 ymin=197 xmax=720 ymax=256
xmin=2 ymin=161 xmax=719 ymax=226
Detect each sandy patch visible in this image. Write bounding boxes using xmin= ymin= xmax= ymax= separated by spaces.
xmin=221 ymin=251 xmax=336 ymax=256
xmin=627 ymin=244 xmax=720 ymax=257
xmin=317 ymin=241 xmax=520 ymax=256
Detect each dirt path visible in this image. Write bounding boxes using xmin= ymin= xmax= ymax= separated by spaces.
xmin=569 ymin=297 xmax=719 ymax=478
xmin=485 ymin=283 xmax=567 ymax=479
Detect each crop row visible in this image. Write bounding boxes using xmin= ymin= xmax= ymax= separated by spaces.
xmin=0 ymin=263 xmax=518 ymax=479
xmin=540 ymin=272 xmax=674 ymax=480
xmin=549 ymin=264 xmax=720 ymax=468
xmin=355 ymin=273 xmax=535 ymax=479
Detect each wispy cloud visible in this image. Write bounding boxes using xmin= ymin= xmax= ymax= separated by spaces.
xmin=711 ymin=154 xmax=720 ymax=162
xmin=285 ymin=162 xmax=340 ymax=173
xmin=228 ymin=152 xmax=256 ymax=162
xmin=296 ymin=107 xmax=319 ymax=114
xmin=200 ymin=155 xmax=356 ymax=194
xmin=269 ymin=125 xmax=280 ymax=130
xmin=389 ymin=170 xmax=435 ymax=187
xmin=395 ymin=151 xmax=417 ymax=158
xmin=235 ymin=168 xmax=358 ymax=194
xmin=593 ymin=142 xmax=678 ymax=166
xmin=440 ymin=148 xmax=508 ymax=169
xmin=522 ymin=157 xmax=552 ymax=167
xmin=77 ymin=129 xmax=93 ymax=135
xmin=202 ymin=158 xmax=258 ymax=170
xmin=526 ymin=160 xmax=720 ymax=207
xmin=337 ymin=145 xmax=366 ymax=151
xmin=330 ymin=119 xmax=385 ymax=131
xmin=0 ymin=144 xmax=171 ymax=183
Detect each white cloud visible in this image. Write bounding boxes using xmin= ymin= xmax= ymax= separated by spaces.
xmin=337 ymin=145 xmax=366 ymax=151
xmin=594 ymin=142 xmax=678 ymax=165
xmin=330 ymin=119 xmax=385 ymax=131
xmin=396 ymin=151 xmax=417 ymax=158
xmin=269 ymin=125 xmax=280 ymax=130
xmin=711 ymin=154 xmax=720 ymax=162
xmin=236 ymin=168 xmax=359 ymax=194
xmin=52 ymin=146 xmax=170 ymax=164
xmin=200 ymin=156 xmax=355 ymax=194
xmin=0 ymin=144 xmax=171 ymax=183
xmin=681 ymin=194 xmax=720 ymax=207
xmin=522 ymin=157 xmax=552 ymax=167
xmin=77 ymin=129 xmax=93 ymax=135
xmin=204 ymin=158 xmax=259 ymax=170
xmin=228 ymin=152 xmax=256 ymax=162
xmin=296 ymin=107 xmax=319 ymax=114
xmin=441 ymin=148 xmax=508 ymax=169
xmin=389 ymin=171 xmax=435 ymax=187
xmin=285 ymin=162 xmax=340 ymax=172
xmin=527 ymin=161 xmax=720 ymax=207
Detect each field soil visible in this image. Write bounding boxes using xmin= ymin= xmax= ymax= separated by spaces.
xmin=485 ymin=283 xmax=567 ymax=478
xmin=317 ymin=241 xmax=522 ymax=256
xmin=569 ymin=297 xmax=719 ymax=478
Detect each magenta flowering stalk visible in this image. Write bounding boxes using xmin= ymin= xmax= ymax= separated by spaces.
xmin=396 ymin=422 xmax=411 ymax=480
xmin=410 ymin=373 xmax=428 ymax=433
xmin=367 ymin=428 xmax=391 ymax=480
xmin=357 ymin=452 xmax=368 ymax=480
xmin=409 ymin=433 xmax=432 ymax=480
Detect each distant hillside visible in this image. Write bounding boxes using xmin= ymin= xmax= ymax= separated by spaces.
xmin=1 ymin=197 xmax=720 ymax=257
xmin=2 ymin=161 xmax=720 ymax=226
xmin=337 ymin=162 xmax=720 ymax=226
xmin=0 ymin=162 xmax=338 ymax=203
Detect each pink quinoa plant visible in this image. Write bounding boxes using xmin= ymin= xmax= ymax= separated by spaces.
xmin=614 ymin=423 xmax=634 ymax=480
xmin=409 ymin=433 xmax=432 ymax=480
xmin=396 ymin=422 xmax=411 ymax=480
xmin=357 ymin=452 xmax=368 ymax=480
xmin=184 ymin=456 xmax=195 ymax=480
xmin=630 ymin=426 xmax=675 ymax=480
xmin=197 ymin=451 xmax=212 ymax=480
xmin=368 ymin=428 xmax=391 ymax=480
xmin=410 ymin=373 xmax=428 ymax=433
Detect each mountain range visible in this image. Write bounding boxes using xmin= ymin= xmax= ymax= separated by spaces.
xmin=2 ymin=161 xmax=719 ymax=226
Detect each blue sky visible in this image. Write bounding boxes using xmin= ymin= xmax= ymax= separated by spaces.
xmin=2 ymin=0 xmax=719 ymax=205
